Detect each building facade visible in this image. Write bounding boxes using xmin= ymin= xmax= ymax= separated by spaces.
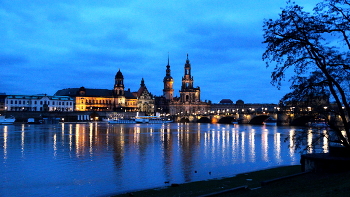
xmin=210 ymin=99 xmax=278 ymax=115
xmin=133 ymin=78 xmax=154 ymax=115
xmin=55 ymin=69 xmax=153 ymax=112
xmin=5 ymin=94 xmax=74 ymax=111
xmin=158 ymin=54 xmax=210 ymax=115
xmin=0 ymin=93 xmax=6 ymax=111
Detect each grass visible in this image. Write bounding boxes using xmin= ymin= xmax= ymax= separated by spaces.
xmin=110 ymin=165 xmax=310 ymax=197
xmin=110 ymin=165 xmax=350 ymax=197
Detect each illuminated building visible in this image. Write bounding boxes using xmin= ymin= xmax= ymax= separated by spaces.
xmin=132 ymin=78 xmax=154 ymax=115
xmin=5 ymin=94 xmax=73 ymax=111
xmin=55 ymin=70 xmax=140 ymax=112
xmin=156 ymin=54 xmax=210 ymax=115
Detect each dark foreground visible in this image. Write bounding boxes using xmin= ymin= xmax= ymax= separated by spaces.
xmin=111 ymin=165 xmax=350 ymax=197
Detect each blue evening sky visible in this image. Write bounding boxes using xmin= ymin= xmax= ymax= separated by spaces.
xmin=0 ymin=0 xmax=320 ymax=103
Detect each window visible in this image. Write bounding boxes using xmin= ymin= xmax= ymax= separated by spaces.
xmin=11 ymin=100 xmax=13 ymax=104
xmin=35 ymin=101 xmax=37 ymax=104
xmin=19 ymin=101 xmax=21 ymax=104
xmin=52 ymin=101 xmax=55 ymax=105
xmin=40 ymin=101 xmax=43 ymax=105
xmin=15 ymin=100 xmax=17 ymax=104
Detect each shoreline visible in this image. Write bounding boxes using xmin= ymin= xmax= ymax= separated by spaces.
xmin=110 ymin=165 xmax=303 ymax=197
xmin=110 ymin=165 xmax=350 ymax=197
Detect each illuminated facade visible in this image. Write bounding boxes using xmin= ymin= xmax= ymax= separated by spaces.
xmin=133 ymin=78 xmax=154 ymax=115
xmin=163 ymin=56 xmax=174 ymax=101
xmin=159 ymin=54 xmax=210 ymax=115
xmin=55 ymin=70 xmax=139 ymax=112
xmin=5 ymin=94 xmax=73 ymax=111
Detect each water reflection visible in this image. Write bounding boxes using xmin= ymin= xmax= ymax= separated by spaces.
xmin=0 ymin=123 xmax=326 ymax=197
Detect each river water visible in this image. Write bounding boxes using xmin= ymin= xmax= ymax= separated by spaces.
xmin=0 ymin=123 xmax=327 ymax=196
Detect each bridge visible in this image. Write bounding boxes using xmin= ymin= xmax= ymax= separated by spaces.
xmin=173 ymin=110 xmax=340 ymax=126
xmin=4 ymin=108 xmax=340 ymax=126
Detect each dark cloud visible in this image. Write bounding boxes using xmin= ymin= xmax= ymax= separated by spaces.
xmin=0 ymin=54 xmax=28 ymax=66
xmin=0 ymin=0 xmax=320 ymax=103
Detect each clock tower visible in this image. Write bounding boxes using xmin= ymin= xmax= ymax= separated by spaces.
xmin=163 ymin=55 xmax=174 ymax=101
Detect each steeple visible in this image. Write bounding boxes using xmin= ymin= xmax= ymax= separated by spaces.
xmin=184 ymin=53 xmax=191 ymax=76
xmin=168 ymin=53 xmax=170 ymax=66
xmin=163 ymin=54 xmax=174 ymax=101
xmin=114 ymin=69 xmax=124 ymax=96
xmin=166 ymin=54 xmax=171 ymax=77
xmin=140 ymin=78 xmax=145 ymax=87
xmin=180 ymin=54 xmax=200 ymax=103
xmin=182 ymin=54 xmax=193 ymax=89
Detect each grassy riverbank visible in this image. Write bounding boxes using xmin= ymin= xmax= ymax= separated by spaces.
xmin=111 ymin=165 xmax=350 ymax=197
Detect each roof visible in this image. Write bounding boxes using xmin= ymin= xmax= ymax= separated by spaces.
xmin=55 ymin=87 xmax=137 ymax=99
xmin=6 ymin=94 xmax=73 ymax=100
xmin=55 ymin=88 xmax=113 ymax=97
xmin=125 ymin=90 xmax=137 ymax=99
xmin=134 ymin=86 xmax=146 ymax=98
xmin=219 ymin=99 xmax=233 ymax=104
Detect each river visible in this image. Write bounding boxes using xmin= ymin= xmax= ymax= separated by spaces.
xmin=0 ymin=123 xmax=327 ymax=196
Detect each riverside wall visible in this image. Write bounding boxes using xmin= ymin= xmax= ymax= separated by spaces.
xmin=1 ymin=111 xmax=141 ymax=123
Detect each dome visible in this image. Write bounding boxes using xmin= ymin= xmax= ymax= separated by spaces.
xmin=163 ymin=75 xmax=173 ymax=81
xmin=79 ymin=86 xmax=86 ymax=91
xmin=115 ymin=69 xmax=123 ymax=79
xmin=236 ymin=99 xmax=244 ymax=105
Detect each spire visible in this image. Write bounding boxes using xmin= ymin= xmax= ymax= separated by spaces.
xmin=166 ymin=54 xmax=171 ymax=76
xmin=116 ymin=69 xmax=123 ymax=79
xmin=167 ymin=52 xmax=170 ymax=66
xmin=140 ymin=78 xmax=145 ymax=87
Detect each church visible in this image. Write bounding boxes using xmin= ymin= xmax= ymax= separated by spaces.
xmin=55 ymin=54 xmax=209 ymax=116
xmin=157 ymin=54 xmax=210 ymax=116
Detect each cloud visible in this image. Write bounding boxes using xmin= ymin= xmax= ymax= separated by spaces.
xmin=0 ymin=0 xmax=321 ymax=103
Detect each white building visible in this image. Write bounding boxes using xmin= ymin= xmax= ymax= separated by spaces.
xmin=5 ymin=94 xmax=74 ymax=112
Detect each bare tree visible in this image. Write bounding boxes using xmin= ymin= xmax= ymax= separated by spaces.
xmin=263 ymin=0 xmax=350 ymax=149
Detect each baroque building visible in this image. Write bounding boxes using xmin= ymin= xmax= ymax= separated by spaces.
xmin=132 ymin=78 xmax=155 ymax=115
xmin=157 ymin=54 xmax=210 ymax=116
xmin=55 ymin=69 xmax=153 ymax=112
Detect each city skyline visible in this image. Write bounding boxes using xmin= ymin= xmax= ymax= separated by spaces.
xmin=0 ymin=0 xmax=320 ymax=103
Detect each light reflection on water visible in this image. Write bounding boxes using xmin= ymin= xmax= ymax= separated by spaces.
xmin=0 ymin=123 xmax=326 ymax=196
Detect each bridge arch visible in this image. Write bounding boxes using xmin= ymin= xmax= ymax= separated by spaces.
xmin=218 ymin=116 xmax=236 ymax=124
xmin=197 ymin=117 xmax=211 ymax=123
xmin=180 ymin=117 xmax=190 ymax=123
xmin=249 ymin=115 xmax=270 ymax=125
xmin=290 ymin=115 xmax=314 ymax=126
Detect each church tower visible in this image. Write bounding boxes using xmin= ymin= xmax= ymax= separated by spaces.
xmin=180 ymin=54 xmax=200 ymax=102
xmin=163 ymin=55 xmax=174 ymax=100
xmin=114 ymin=69 xmax=126 ymax=108
xmin=114 ymin=69 xmax=125 ymax=96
